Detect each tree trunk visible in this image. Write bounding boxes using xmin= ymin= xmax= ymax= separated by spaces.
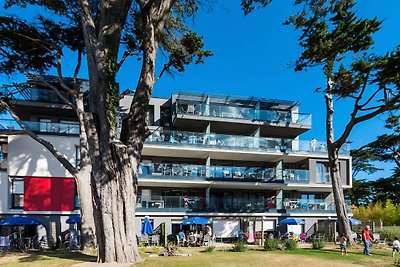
xmin=91 ymin=145 xmax=140 ymax=263
xmin=325 ymin=89 xmax=353 ymax=242
xmin=76 ymin=169 xmax=97 ymax=251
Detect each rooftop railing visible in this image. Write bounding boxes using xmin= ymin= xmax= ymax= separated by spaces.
xmin=145 ymin=130 xmax=350 ymax=155
xmin=175 ymin=103 xmax=312 ymax=126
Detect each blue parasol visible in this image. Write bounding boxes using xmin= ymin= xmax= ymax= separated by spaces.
xmin=0 ymin=216 xmax=42 ymax=226
xmin=66 ymin=214 xmax=81 ymax=224
xmin=141 ymin=216 xmax=154 ymax=235
xmin=278 ymin=218 xmax=305 ymax=225
xmin=181 ymin=217 xmax=211 ymax=225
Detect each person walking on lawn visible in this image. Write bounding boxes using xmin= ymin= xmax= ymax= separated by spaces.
xmin=362 ymin=226 xmax=374 ymax=256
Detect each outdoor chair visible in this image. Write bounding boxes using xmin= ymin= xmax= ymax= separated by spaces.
xmin=150 ymin=235 xmax=160 ymax=246
xmin=203 ymin=234 xmax=211 ymax=246
xmin=176 ymin=235 xmax=185 ymax=247
xmin=187 ymin=235 xmax=197 ymax=247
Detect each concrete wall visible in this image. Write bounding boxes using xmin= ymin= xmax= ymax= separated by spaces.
xmin=8 ymin=135 xmax=79 ymax=177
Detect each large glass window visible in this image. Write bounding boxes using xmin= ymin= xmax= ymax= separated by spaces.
xmin=11 ymin=178 xmax=24 ymax=209
xmin=316 ymin=162 xmax=331 ymax=183
xmin=39 ymin=118 xmax=52 ymax=132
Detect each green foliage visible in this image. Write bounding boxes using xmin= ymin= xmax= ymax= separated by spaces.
xmin=139 ymin=243 xmax=146 ymax=253
xmin=283 ymin=239 xmax=298 ymax=250
xmin=232 ymin=241 xmax=248 ymax=252
xmin=264 ymin=238 xmax=279 ymax=251
xmin=312 ymin=239 xmax=326 ymax=250
xmin=241 ymin=0 xmax=272 ymax=15
xmin=152 ymin=245 xmax=160 ymax=253
xmin=104 ymin=52 xmax=118 ymax=127
xmin=377 ymin=226 xmax=400 ymax=242
xmin=345 ymin=178 xmax=373 ymax=206
xmin=353 ymin=200 xmax=400 ymax=226
xmin=203 ymin=246 xmax=216 ymax=253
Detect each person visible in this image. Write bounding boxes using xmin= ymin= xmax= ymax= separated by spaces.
xmin=362 ymin=226 xmax=373 ymax=255
xmin=206 ymin=224 xmax=212 ymax=236
xmin=178 ymin=230 xmax=186 ymax=246
xmin=393 ymin=237 xmax=400 ymax=257
xmin=339 ymin=233 xmax=348 ymax=255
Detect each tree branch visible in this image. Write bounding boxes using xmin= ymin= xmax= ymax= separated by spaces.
xmin=0 ymin=100 xmax=78 ymax=176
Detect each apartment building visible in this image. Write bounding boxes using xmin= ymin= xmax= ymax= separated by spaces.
xmin=0 ymin=78 xmax=352 ymax=240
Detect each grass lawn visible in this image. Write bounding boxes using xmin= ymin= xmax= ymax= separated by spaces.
xmin=0 ymin=244 xmax=398 ymax=267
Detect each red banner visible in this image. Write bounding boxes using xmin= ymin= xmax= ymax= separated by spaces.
xmin=24 ymin=177 xmax=75 ymax=211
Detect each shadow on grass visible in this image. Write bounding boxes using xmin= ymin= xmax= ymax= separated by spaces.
xmin=16 ymin=250 xmax=96 ymax=263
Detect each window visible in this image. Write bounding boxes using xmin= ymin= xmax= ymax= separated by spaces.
xmin=39 ymin=118 xmax=52 ymax=132
xmin=74 ymin=184 xmax=80 ymax=210
xmin=11 ymin=178 xmax=24 ymax=209
xmin=316 ymin=162 xmax=331 ymax=183
xmin=145 ymin=105 xmax=154 ymax=126
xmin=75 ymin=146 xmax=81 ymax=169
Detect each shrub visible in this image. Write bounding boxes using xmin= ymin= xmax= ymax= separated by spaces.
xmin=232 ymin=241 xmax=248 ymax=252
xmin=152 ymin=245 xmax=160 ymax=253
xmin=264 ymin=238 xmax=279 ymax=251
xmin=284 ymin=239 xmax=297 ymax=250
xmin=312 ymin=239 xmax=325 ymax=250
xmin=377 ymin=226 xmax=400 ymax=242
xmin=139 ymin=243 xmax=146 ymax=253
xmin=203 ymin=246 xmax=216 ymax=253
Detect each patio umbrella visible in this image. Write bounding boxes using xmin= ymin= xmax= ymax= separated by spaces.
xmin=181 ymin=217 xmax=211 ymax=225
xmin=0 ymin=216 xmax=42 ymax=226
xmin=336 ymin=218 xmax=362 ymax=225
xmin=141 ymin=216 xmax=154 ymax=235
xmin=66 ymin=214 xmax=81 ymax=224
xmin=278 ymin=218 xmax=305 ymax=225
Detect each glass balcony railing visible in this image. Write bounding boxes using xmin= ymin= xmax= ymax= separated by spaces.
xmin=136 ymin=196 xmax=350 ymax=213
xmin=140 ymin=163 xmax=309 ymax=183
xmin=23 ymin=121 xmax=80 ymax=135
xmin=175 ymin=103 xmax=312 ymax=126
xmin=145 ymin=130 xmax=351 ymax=155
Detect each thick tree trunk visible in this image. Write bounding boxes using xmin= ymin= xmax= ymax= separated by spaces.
xmin=325 ymin=89 xmax=353 ymax=242
xmin=91 ymin=146 xmax=140 ymax=263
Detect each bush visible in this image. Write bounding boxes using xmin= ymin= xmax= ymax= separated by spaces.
xmin=284 ymin=239 xmax=297 ymax=250
xmin=139 ymin=243 xmax=146 ymax=253
xmin=203 ymin=246 xmax=216 ymax=253
xmin=377 ymin=226 xmax=400 ymax=242
xmin=312 ymin=239 xmax=325 ymax=250
xmin=152 ymin=245 xmax=160 ymax=253
xmin=232 ymin=241 xmax=248 ymax=252
xmin=264 ymin=238 xmax=279 ymax=251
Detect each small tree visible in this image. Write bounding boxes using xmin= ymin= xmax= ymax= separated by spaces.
xmin=286 ymin=0 xmax=400 ymax=240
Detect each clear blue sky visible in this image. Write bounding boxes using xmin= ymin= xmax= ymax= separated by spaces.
xmin=1 ymin=0 xmax=399 ymax=180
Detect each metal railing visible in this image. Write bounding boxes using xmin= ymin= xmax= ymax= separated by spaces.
xmin=140 ymin=163 xmax=310 ymax=183
xmin=23 ymin=121 xmax=79 ymax=135
xmin=136 ymin=196 xmax=350 ymax=213
xmin=145 ymin=130 xmax=350 ymax=155
xmin=176 ymin=103 xmax=312 ymax=126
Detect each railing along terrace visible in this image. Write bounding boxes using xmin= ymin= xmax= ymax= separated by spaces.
xmin=145 ymin=130 xmax=350 ymax=155
xmin=140 ymin=163 xmax=310 ymax=183
xmin=175 ymin=102 xmax=312 ymax=126
xmin=23 ymin=121 xmax=80 ymax=135
xmin=136 ymin=196 xmax=350 ymax=213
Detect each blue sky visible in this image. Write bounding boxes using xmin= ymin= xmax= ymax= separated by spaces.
xmin=1 ymin=0 xmax=399 ymax=180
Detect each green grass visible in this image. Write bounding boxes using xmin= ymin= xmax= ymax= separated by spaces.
xmin=0 ymin=245 xmax=398 ymax=267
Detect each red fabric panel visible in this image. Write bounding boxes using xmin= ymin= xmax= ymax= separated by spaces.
xmin=24 ymin=177 xmax=75 ymax=211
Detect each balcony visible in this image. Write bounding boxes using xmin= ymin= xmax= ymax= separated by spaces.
xmin=23 ymin=121 xmax=80 ymax=135
xmin=136 ymin=196 xmax=349 ymax=213
xmin=139 ymin=163 xmax=309 ymax=184
xmin=145 ymin=130 xmax=351 ymax=155
xmin=176 ymin=103 xmax=311 ymax=126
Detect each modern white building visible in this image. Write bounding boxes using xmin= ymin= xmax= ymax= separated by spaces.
xmin=0 ymin=78 xmax=352 ymax=242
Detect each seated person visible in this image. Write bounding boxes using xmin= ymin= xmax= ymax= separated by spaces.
xmin=178 ymin=230 xmax=186 ymax=245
